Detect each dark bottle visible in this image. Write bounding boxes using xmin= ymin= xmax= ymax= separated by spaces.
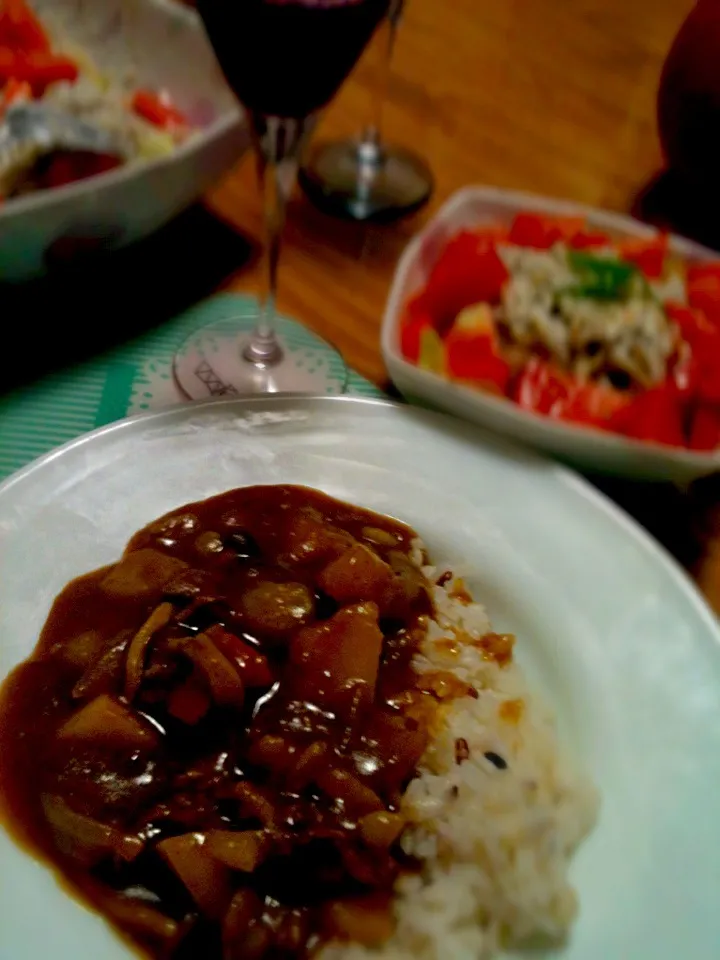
xmin=658 ymin=0 xmax=720 ymax=185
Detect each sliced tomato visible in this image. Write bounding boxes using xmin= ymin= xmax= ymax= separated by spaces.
xmin=512 ymin=359 xmax=628 ymax=427
xmin=669 ymin=344 xmax=699 ymax=397
xmin=445 ymin=333 xmax=510 ymax=392
xmin=511 ymin=358 xmax=573 ymax=417
xmin=444 ymin=303 xmax=510 ymax=391
xmin=561 ymin=381 xmax=630 ymax=425
xmin=0 ymin=2 xmax=76 ymax=95
xmin=608 ymin=386 xmax=686 ymax=447
xmin=24 ymin=51 xmax=79 ymax=92
xmin=0 ymin=0 xmax=50 ymax=53
xmin=423 ymin=231 xmax=509 ymax=330
xmin=445 ymin=337 xmax=510 ymax=394
xmin=0 ymin=50 xmax=79 ymax=95
xmin=508 ymin=213 xmax=586 ymax=250
xmin=697 ymin=357 xmax=720 ymax=404
xmin=131 ymin=89 xmax=189 ymax=129
xmin=687 ymin=273 xmax=720 ymax=325
xmin=568 ymin=229 xmax=611 ymax=250
xmin=0 ymin=45 xmax=15 ymax=75
xmin=400 ymin=309 xmax=432 ymax=364
xmin=403 ymin=291 xmax=431 ymax=318
xmin=687 ymin=262 xmax=720 ymax=284
xmin=689 ymin=405 xmax=720 ymax=451
xmin=666 ymin=302 xmax=716 ymax=349
xmin=666 ymin=303 xmax=720 ymax=402
xmin=616 ymin=234 xmax=668 ymax=279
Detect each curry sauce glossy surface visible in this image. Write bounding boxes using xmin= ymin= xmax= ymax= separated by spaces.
xmin=0 ymin=485 xmax=455 ymax=959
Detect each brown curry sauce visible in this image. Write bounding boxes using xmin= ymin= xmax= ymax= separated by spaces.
xmin=0 ymin=485 xmax=459 ymax=959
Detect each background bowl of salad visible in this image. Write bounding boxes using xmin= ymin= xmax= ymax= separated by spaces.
xmin=382 ymin=185 xmax=720 ymax=482
xmin=0 ymin=0 xmax=249 ymax=281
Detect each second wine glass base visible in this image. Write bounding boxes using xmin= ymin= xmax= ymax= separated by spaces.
xmin=299 ymin=138 xmax=434 ymax=222
xmin=173 ymin=312 xmax=348 ymax=400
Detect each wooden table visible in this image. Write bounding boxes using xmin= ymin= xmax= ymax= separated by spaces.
xmin=204 ymin=0 xmax=696 ymax=384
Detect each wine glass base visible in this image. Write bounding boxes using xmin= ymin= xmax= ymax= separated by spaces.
xmin=173 ymin=311 xmax=348 ymax=399
xmin=299 ymin=138 xmax=433 ymax=222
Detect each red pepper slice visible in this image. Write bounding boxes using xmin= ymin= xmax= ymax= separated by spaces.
xmin=689 ymin=405 xmax=720 ymax=451
xmin=423 ymin=232 xmax=509 ymax=331
xmin=131 ymin=88 xmax=188 ymax=129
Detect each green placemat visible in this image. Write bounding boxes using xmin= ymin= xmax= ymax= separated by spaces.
xmin=0 ymin=293 xmax=385 ymax=482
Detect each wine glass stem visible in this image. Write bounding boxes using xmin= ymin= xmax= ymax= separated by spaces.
xmin=244 ymin=114 xmax=313 ymax=367
xmin=365 ymin=0 xmax=403 ymax=146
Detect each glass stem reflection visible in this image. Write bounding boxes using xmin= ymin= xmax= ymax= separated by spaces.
xmin=244 ymin=114 xmax=314 ymax=367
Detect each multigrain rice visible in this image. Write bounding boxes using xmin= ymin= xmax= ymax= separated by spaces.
xmin=322 ymin=545 xmax=598 ymax=960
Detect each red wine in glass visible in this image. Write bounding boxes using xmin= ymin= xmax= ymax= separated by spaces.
xmin=197 ymin=0 xmax=391 ymax=118
xmin=174 ymin=0 xmax=390 ymax=399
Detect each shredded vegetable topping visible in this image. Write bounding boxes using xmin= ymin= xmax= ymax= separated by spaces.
xmin=499 ymin=243 xmax=677 ymax=388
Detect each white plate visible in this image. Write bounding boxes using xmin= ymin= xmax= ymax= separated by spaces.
xmin=1 ymin=396 xmax=719 ymax=960
xmin=381 ymin=185 xmax=720 ymax=482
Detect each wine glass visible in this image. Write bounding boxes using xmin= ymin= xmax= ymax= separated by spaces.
xmin=174 ymin=0 xmax=391 ymax=399
xmin=298 ymin=0 xmax=433 ymax=222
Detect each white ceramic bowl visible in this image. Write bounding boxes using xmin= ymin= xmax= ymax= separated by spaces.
xmin=0 ymin=0 xmax=250 ymax=282
xmin=381 ymin=185 xmax=720 ymax=482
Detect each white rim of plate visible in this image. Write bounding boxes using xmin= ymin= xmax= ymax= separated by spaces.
xmin=0 ymin=394 xmax=716 ymax=642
